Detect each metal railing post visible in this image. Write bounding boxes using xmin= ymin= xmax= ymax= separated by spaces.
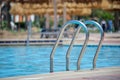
xmin=77 ymin=25 xmax=89 ymax=70
xmin=50 ymin=20 xmax=89 ymax=72
xmin=66 ymin=22 xmax=89 ymax=71
xmin=66 ymin=27 xmax=81 ymax=71
xmin=84 ymin=20 xmax=104 ymax=70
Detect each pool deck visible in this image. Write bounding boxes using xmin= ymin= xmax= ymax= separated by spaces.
xmin=0 ymin=67 xmax=120 ymax=80
xmin=0 ymin=33 xmax=120 ymax=45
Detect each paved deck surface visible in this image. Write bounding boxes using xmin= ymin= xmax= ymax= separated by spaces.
xmin=0 ymin=33 xmax=120 ymax=45
xmin=1 ymin=67 xmax=120 ymax=80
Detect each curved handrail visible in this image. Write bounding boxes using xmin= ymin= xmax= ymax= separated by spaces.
xmin=84 ymin=20 xmax=104 ymax=70
xmin=50 ymin=20 xmax=89 ymax=72
xmin=66 ymin=27 xmax=81 ymax=71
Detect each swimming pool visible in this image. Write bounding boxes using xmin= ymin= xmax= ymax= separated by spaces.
xmin=0 ymin=45 xmax=120 ymax=78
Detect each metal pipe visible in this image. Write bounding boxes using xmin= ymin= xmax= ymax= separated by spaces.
xmin=66 ymin=27 xmax=81 ymax=71
xmin=0 ymin=6 xmax=2 ymax=29
xmin=77 ymin=24 xmax=89 ymax=70
xmin=50 ymin=20 xmax=89 ymax=72
xmin=0 ymin=2 xmax=4 ymax=30
xmin=84 ymin=20 xmax=104 ymax=70
xmin=53 ymin=0 xmax=57 ymax=29
xmin=63 ymin=3 xmax=66 ymax=24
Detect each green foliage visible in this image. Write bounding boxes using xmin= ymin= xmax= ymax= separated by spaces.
xmin=49 ymin=18 xmax=53 ymax=28
xmin=92 ymin=9 xmax=114 ymax=20
xmin=39 ymin=16 xmax=45 ymax=28
xmin=0 ymin=20 xmax=8 ymax=30
xmin=33 ymin=21 xmax=40 ymax=28
xmin=58 ymin=18 xmax=63 ymax=28
xmin=33 ymin=16 xmax=45 ymax=29
xmin=15 ymin=22 xmax=26 ymax=29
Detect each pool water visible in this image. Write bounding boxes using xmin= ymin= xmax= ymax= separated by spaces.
xmin=0 ymin=45 xmax=120 ymax=78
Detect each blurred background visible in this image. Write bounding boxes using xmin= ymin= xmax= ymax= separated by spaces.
xmin=0 ymin=0 xmax=120 ymax=39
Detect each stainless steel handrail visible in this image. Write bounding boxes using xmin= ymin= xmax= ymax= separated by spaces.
xmin=76 ymin=26 xmax=89 ymax=70
xmin=66 ymin=27 xmax=81 ymax=71
xmin=84 ymin=20 xmax=104 ymax=70
xmin=50 ymin=20 xmax=89 ymax=72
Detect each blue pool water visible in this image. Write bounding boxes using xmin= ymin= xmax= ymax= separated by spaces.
xmin=0 ymin=45 xmax=120 ymax=78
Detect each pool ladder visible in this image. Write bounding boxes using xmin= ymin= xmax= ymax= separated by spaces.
xmin=50 ymin=20 xmax=104 ymax=72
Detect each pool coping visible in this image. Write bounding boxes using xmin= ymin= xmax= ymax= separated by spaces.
xmin=0 ymin=67 xmax=120 ymax=80
xmin=0 ymin=39 xmax=120 ymax=46
xmin=0 ymin=33 xmax=120 ymax=46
